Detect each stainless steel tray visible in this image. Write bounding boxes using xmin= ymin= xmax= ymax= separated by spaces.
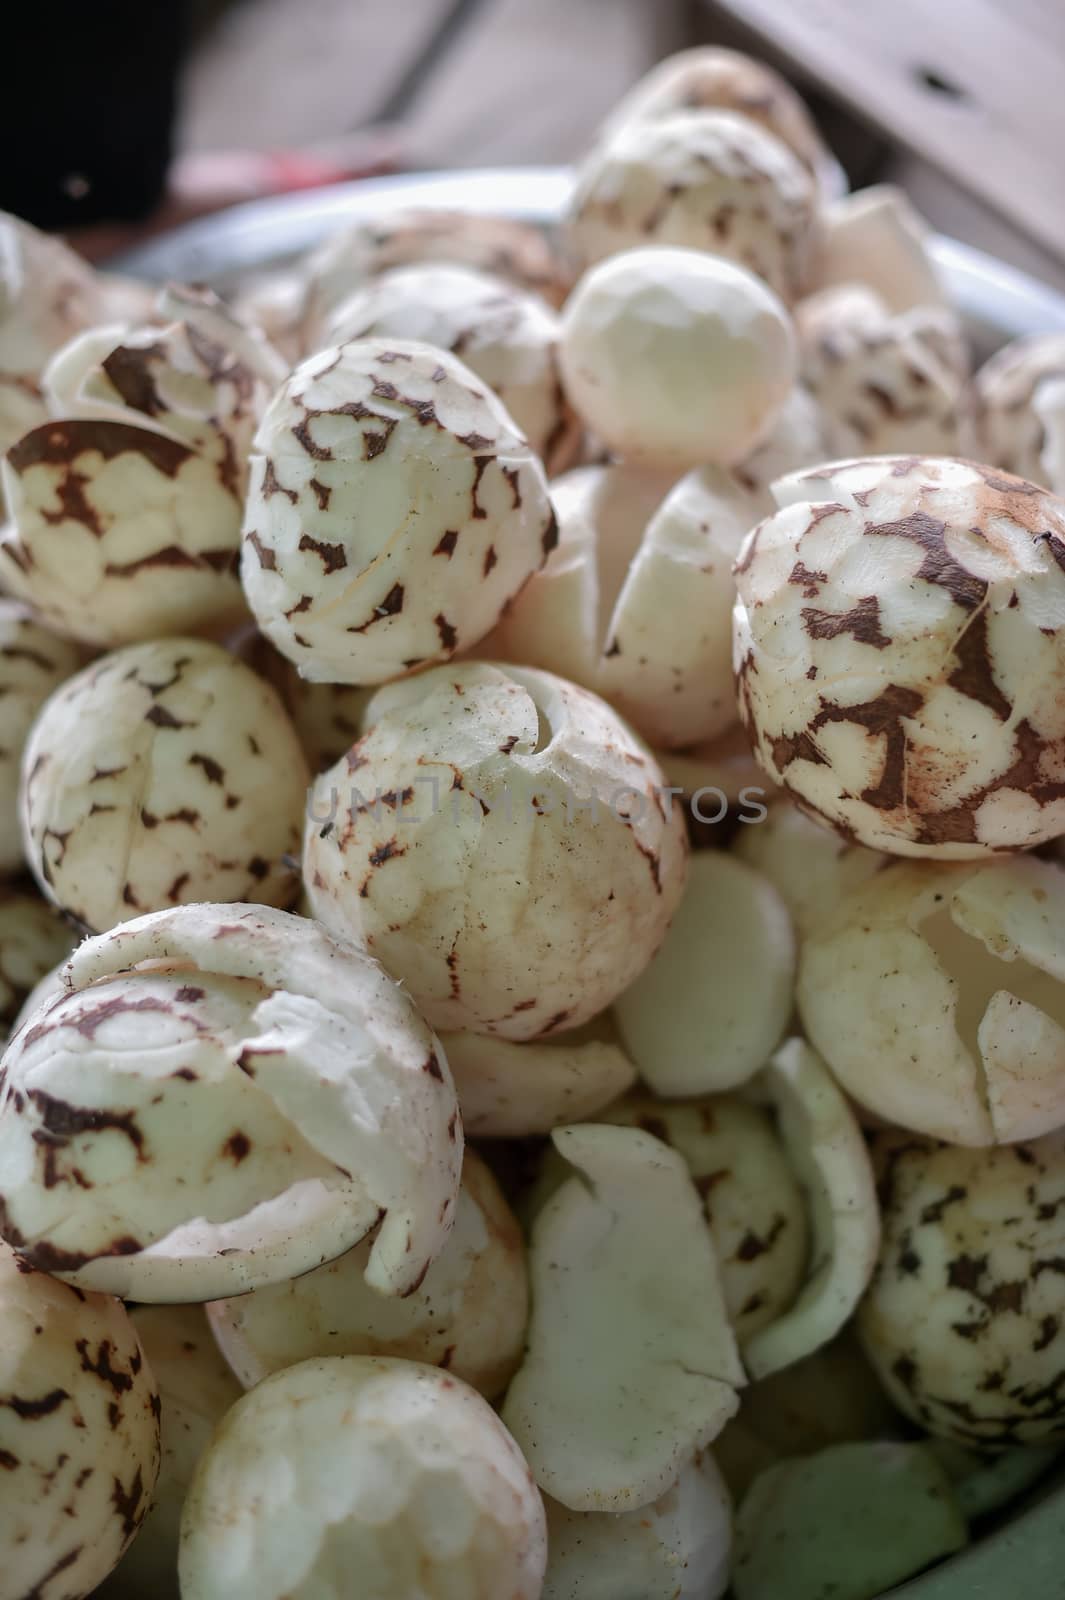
xmin=113 ymin=166 xmax=1065 ymax=362
xmin=114 ymin=167 xmax=1065 ymax=1600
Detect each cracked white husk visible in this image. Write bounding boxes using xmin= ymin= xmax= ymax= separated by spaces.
xmin=20 ymin=637 xmax=310 ymax=932
xmin=484 ymin=461 xmax=760 ymax=748
xmin=0 ymin=416 xmax=247 ymax=647
xmin=733 ymin=454 xmax=1065 ymax=856
xmin=858 ymin=1128 xmax=1065 ymax=1448
xmin=110 ymin=1304 xmax=242 ymax=1597
xmin=304 ymin=660 xmax=688 ymax=1040
xmin=43 ymin=282 xmax=285 ymax=490
xmin=300 ymin=207 xmax=573 ymax=347
xmin=0 ymin=287 xmax=279 ymax=648
xmin=0 ymin=1239 xmax=161 ymax=1598
xmin=501 ymin=1123 xmax=745 ymax=1513
xmin=439 ymin=1015 xmax=635 ymax=1137
xmin=0 ymin=888 xmax=77 ymax=1036
xmin=971 ymin=332 xmax=1065 ymax=491
xmin=324 ymin=262 xmax=581 ymax=474
xmin=0 ymin=902 xmax=462 ymax=1301
xmin=0 ymin=598 xmax=82 ymax=871
xmin=614 ymin=851 xmax=795 ymax=1096
xmin=798 ymin=854 xmax=1065 ymax=1145
xmin=178 ymin=1355 xmax=547 ymax=1600
xmin=207 ymin=1148 xmax=527 ymax=1400
xmin=0 ymin=212 xmax=119 ymax=456
xmin=797 ymin=284 xmax=968 ymax=457
xmin=596 ymin=45 xmax=836 ymax=193
xmin=558 ymin=247 xmax=797 ymax=471
xmin=241 ymin=336 xmax=557 ymax=685
xmin=604 ymin=1092 xmax=808 ymax=1346
xmin=568 ymin=110 xmax=818 ymax=303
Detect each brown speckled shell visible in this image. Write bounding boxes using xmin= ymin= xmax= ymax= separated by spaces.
xmin=0 ymin=1242 xmax=161 ymax=1598
xmin=569 ymin=109 xmax=818 ymax=304
xmin=859 ymin=1130 xmax=1065 ymax=1448
xmin=734 ymin=455 xmax=1065 ymax=857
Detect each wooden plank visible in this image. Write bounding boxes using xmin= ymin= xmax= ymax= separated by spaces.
xmin=402 ymin=0 xmax=691 ymax=167
xmin=704 ymin=0 xmax=1065 ymax=262
xmin=178 ymin=0 xmax=454 ymax=149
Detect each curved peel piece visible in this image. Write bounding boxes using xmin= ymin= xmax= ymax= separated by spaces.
xmin=0 ymin=903 xmax=462 ymax=1301
xmin=442 ymin=1024 xmax=635 ymax=1137
xmin=501 ymin=1122 xmax=744 ymax=1513
xmin=615 ymin=852 xmax=795 ymax=1096
xmin=743 ymin=1038 xmax=879 ymax=1380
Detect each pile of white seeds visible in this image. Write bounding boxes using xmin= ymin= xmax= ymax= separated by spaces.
xmin=1 ymin=44 xmax=1064 ymax=1600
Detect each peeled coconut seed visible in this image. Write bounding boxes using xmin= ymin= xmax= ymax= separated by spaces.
xmin=108 ymin=1304 xmax=243 ymax=1598
xmin=742 ymin=1038 xmax=880 ymax=1382
xmin=241 ymin=337 xmax=557 ymax=685
xmin=858 ymin=1128 xmax=1065 ymax=1449
xmin=558 ymin=247 xmax=797 ymax=470
xmin=614 ymin=851 xmax=795 ymax=1096
xmin=971 ymin=332 xmax=1065 ymax=489
xmin=20 ymin=637 xmax=310 ymax=932
xmin=0 ymin=887 xmax=77 ymax=1035
xmin=300 ymin=207 xmax=573 ymax=346
xmin=501 ymin=1122 xmax=745 ymax=1514
xmin=207 ymin=1149 xmax=527 ymax=1401
xmin=734 ymin=455 xmax=1065 ymax=856
xmin=0 ymin=1240 xmax=161 ymax=1600
xmin=0 ymin=211 xmax=119 ymax=453
xmin=323 ymin=261 xmax=581 ymax=474
xmin=596 ymin=45 xmax=836 ymax=191
xmin=568 ymin=111 xmax=818 ymax=303
xmin=304 ymin=660 xmax=688 ymax=1041
xmin=797 ymin=284 xmax=966 ymax=458
xmin=0 ymin=287 xmax=275 ymax=649
xmin=0 ymin=598 xmax=83 ymax=872
xmin=482 ymin=461 xmax=675 ymax=687
xmin=594 ymin=465 xmax=759 ymax=746
xmin=0 ymin=902 xmax=462 ymax=1302
xmin=43 ymin=284 xmax=284 ymax=491
xmin=542 ymin=1448 xmax=732 ymax=1600
xmin=441 ymin=1021 xmax=636 ymax=1138
xmin=0 ymin=418 xmax=248 ymax=648
xmin=178 ymin=1356 xmax=547 ymax=1600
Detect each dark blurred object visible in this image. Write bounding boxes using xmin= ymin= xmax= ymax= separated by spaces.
xmin=0 ymin=1 xmax=190 ymax=229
